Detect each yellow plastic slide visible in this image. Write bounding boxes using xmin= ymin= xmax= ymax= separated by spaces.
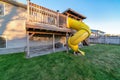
xmin=67 ymin=17 xmax=91 ymax=55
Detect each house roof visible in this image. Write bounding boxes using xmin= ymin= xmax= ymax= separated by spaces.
xmin=62 ymin=8 xmax=86 ymax=20
xmin=1 ymin=0 xmax=27 ymax=9
xmin=91 ymin=29 xmax=105 ymax=33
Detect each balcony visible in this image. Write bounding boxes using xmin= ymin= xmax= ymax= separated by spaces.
xmin=26 ymin=2 xmax=71 ymax=34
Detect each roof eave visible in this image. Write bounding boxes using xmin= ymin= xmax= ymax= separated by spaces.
xmin=62 ymin=8 xmax=86 ymax=19
xmin=1 ymin=0 xmax=27 ymax=9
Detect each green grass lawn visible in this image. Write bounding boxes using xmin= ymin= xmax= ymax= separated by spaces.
xmin=0 ymin=44 xmax=120 ymax=80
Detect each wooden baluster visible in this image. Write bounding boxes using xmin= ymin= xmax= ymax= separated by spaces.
xmin=29 ymin=4 xmax=31 ymax=22
xmin=38 ymin=6 xmax=41 ymax=23
xmin=39 ymin=6 xmax=42 ymax=22
xmin=34 ymin=3 xmax=36 ymax=22
xmin=35 ymin=4 xmax=37 ymax=22
xmin=47 ymin=14 xmax=50 ymax=24
xmin=46 ymin=11 xmax=48 ymax=24
xmin=40 ymin=7 xmax=42 ymax=22
xmin=43 ymin=10 xmax=45 ymax=24
xmin=29 ymin=2 xmax=31 ymax=22
xmin=44 ymin=10 xmax=46 ymax=24
xmin=32 ymin=3 xmax=35 ymax=22
xmin=38 ymin=6 xmax=40 ymax=22
xmin=34 ymin=5 xmax=37 ymax=22
xmin=57 ymin=13 xmax=58 ymax=27
xmin=41 ymin=7 xmax=43 ymax=24
xmin=37 ymin=5 xmax=39 ymax=22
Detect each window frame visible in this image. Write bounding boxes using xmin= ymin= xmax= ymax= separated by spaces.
xmin=0 ymin=35 xmax=7 ymax=48
xmin=0 ymin=2 xmax=5 ymax=16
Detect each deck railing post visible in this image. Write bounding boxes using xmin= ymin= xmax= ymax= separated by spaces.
xmin=57 ymin=13 xmax=59 ymax=27
xmin=27 ymin=0 xmax=30 ymax=22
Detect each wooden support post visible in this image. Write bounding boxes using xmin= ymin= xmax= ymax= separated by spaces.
xmin=66 ymin=32 xmax=69 ymax=53
xmin=26 ymin=32 xmax=30 ymax=58
xmin=53 ymin=34 xmax=55 ymax=52
xmin=66 ymin=14 xmax=69 ymax=53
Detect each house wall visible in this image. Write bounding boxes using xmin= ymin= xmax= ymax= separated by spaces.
xmin=0 ymin=1 xmax=27 ymax=49
xmin=29 ymin=35 xmax=66 ymax=47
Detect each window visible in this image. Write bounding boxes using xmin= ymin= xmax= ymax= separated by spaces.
xmin=0 ymin=3 xmax=4 ymax=16
xmin=48 ymin=17 xmax=55 ymax=25
xmin=0 ymin=36 xmax=6 ymax=48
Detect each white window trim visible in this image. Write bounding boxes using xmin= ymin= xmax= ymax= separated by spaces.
xmin=0 ymin=2 xmax=5 ymax=16
xmin=0 ymin=35 xmax=7 ymax=49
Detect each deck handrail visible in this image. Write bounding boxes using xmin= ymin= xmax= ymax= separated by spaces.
xmin=27 ymin=1 xmax=67 ymax=28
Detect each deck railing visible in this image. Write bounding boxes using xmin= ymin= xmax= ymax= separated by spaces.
xmin=59 ymin=14 xmax=67 ymax=28
xmin=27 ymin=1 xmax=67 ymax=28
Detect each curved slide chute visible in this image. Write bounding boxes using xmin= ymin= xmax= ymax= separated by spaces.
xmin=67 ymin=17 xmax=91 ymax=55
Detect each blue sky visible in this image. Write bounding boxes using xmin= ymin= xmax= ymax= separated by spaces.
xmin=18 ymin=0 xmax=120 ymax=34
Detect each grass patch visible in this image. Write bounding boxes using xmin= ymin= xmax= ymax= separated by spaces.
xmin=0 ymin=44 xmax=120 ymax=80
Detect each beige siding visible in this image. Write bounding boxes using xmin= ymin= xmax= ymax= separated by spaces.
xmin=0 ymin=1 xmax=27 ymax=48
xmin=0 ymin=1 xmax=27 ymax=40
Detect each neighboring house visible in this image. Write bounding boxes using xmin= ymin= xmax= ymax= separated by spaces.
xmin=89 ymin=29 xmax=105 ymax=44
xmin=90 ymin=29 xmax=120 ymax=44
xmin=0 ymin=0 xmax=87 ymax=56
xmin=90 ymin=29 xmax=105 ymax=38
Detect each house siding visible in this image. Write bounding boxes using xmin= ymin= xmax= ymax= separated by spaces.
xmin=0 ymin=1 xmax=27 ymax=49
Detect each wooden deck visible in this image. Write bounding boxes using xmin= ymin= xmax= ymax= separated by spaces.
xmin=26 ymin=22 xmax=72 ymax=33
xmin=26 ymin=1 xmax=70 ymax=35
xmin=26 ymin=1 xmax=67 ymax=28
xmin=25 ymin=1 xmax=70 ymax=58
